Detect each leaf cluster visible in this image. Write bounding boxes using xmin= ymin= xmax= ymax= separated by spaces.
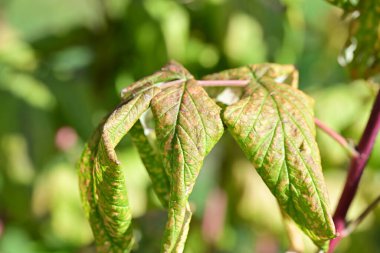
xmin=78 ymin=61 xmax=336 ymax=253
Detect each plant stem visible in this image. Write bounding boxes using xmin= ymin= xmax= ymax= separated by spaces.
xmin=314 ymin=118 xmax=359 ymax=158
xmin=329 ymin=89 xmax=380 ymax=253
xmin=197 ymin=80 xmax=249 ymax=87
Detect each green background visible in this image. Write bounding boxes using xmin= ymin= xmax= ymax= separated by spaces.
xmin=0 ymin=0 xmax=379 ymax=252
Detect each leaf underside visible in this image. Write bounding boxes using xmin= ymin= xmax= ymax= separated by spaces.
xmin=151 ymin=79 xmax=224 ymax=252
xmin=213 ymin=65 xmax=335 ymax=248
xmin=130 ymin=120 xmax=171 ymax=207
xmin=130 ymin=119 xmax=192 ymax=253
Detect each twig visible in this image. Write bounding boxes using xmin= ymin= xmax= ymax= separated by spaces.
xmin=329 ymin=89 xmax=380 ymax=253
xmin=314 ymin=118 xmax=359 ymax=158
xmin=344 ymin=195 xmax=380 ymax=236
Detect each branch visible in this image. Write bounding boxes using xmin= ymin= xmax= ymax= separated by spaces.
xmin=329 ymin=89 xmax=380 ymax=253
xmin=314 ymin=118 xmax=359 ymax=158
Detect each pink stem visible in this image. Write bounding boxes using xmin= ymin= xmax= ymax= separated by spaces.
xmin=314 ymin=118 xmax=358 ymax=157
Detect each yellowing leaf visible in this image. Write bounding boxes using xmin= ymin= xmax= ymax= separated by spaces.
xmin=220 ymin=66 xmax=335 ymax=248
xmin=151 ymin=79 xmax=224 ymax=252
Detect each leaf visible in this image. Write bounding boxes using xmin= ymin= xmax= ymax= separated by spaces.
xmin=328 ymin=0 xmax=380 ymax=79
xmin=151 ymin=79 xmax=224 ymax=252
xmin=220 ymin=66 xmax=335 ymax=248
xmin=250 ymin=64 xmax=299 ymax=88
xmin=78 ymin=87 xmax=160 ymax=253
xmin=130 ymin=119 xmax=192 ymax=253
xmin=130 ymin=120 xmax=170 ymax=207
xmin=345 ymin=1 xmax=380 ymax=79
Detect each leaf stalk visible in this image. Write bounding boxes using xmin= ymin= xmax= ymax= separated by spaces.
xmin=314 ymin=118 xmax=359 ymax=158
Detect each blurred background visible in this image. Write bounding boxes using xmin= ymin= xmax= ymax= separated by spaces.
xmin=0 ymin=0 xmax=379 ymax=252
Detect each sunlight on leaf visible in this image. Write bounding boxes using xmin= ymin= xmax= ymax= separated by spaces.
xmin=151 ymin=79 xmax=224 ymax=252
xmin=214 ymin=65 xmax=335 ymax=249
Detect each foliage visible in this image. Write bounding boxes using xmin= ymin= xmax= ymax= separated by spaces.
xmin=1 ymin=0 xmax=380 ymax=253
xmin=79 ymin=61 xmax=337 ymax=252
xmin=328 ymin=0 xmax=380 ymax=79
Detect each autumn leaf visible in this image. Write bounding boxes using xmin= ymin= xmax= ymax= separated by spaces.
xmin=151 ymin=79 xmax=224 ymax=252
xmin=217 ymin=65 xmax=335 ymax=248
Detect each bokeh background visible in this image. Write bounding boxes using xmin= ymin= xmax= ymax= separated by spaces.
xmin=0 ymin=0 xmax=379 ymax=252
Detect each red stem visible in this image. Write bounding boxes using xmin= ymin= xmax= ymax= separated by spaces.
xmin=329 ymin=89 xmax=380 ymax=252
xmin=314 ymin=118 xmax=358 ymax=157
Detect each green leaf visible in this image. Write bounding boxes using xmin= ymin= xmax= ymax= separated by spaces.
xmin=130 ymin=120 xmax=192 ymax=253
xmin=328 ymin=0 xmax=380 ymax=79
xmin=220 ymin=66 xmax=335 ymax=248
xmin=325 ymin=0 xmax=356 ymax=10
xmin=151 ymin=79 xmax=224 ymax=252
xmin=78 ymin=87 xmax=160 ymax=253
xmin=130 ymin=120 xmax=170 ymax=207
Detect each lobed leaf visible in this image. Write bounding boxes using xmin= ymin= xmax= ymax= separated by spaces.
xmin=219 ymin=66 xmax=335 ymax=248
xmin=151 ymin=79 xmax=224 ymax=252
xmin=78 ymin=88 xmax=160 ymax=253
